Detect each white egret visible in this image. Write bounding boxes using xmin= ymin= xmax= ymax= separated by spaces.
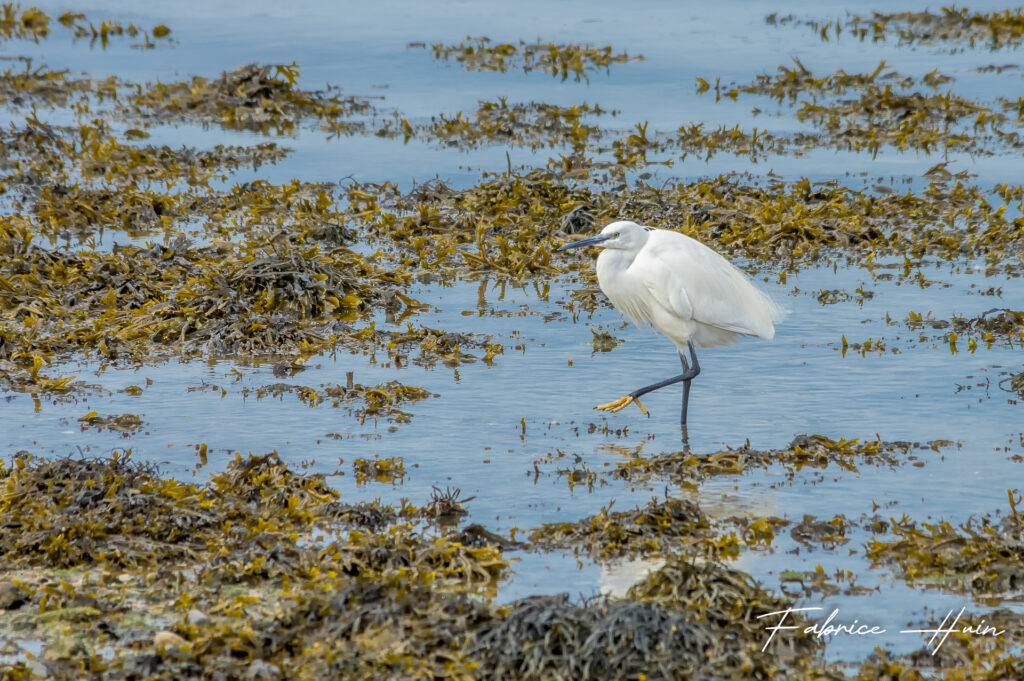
xmin=559 ymin=220 xmax=784 ymax=426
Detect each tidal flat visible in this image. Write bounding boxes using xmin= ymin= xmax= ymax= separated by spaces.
xmin=2 ymin=2 xmax=1024 ymax=678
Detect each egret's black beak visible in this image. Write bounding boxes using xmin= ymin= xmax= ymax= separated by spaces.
xmin=557 ymin=234 xmax=610 ymax=251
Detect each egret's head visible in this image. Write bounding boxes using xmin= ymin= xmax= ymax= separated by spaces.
xmin=558 ymin=220 xmax=647 ymax=253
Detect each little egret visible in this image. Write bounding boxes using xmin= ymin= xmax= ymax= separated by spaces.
xmin=559 ymin=220 xmax=783 ymax=426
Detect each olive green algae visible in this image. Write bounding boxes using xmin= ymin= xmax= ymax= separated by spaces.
xmin=609 ymin=434 xmax=933 ymax=487
xmin=866 ymin=491 xmax=1024 ymax=594
xmin=0 ymin=451 xmax=830 ymax=681
xmin=774 ymin=8 xmax=1024 ymax=50
xmin=0 ymin=5 xmax=171 ymax=49
xmin=426 ymin=37 xmax=642 ymax=82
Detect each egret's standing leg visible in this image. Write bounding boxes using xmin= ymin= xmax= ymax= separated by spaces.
xmin=678 ymin=342 xmax=701 ymax=426
xmin=596 ymin=341 xmax=701 ymax=425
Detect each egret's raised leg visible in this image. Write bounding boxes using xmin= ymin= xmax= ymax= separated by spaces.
xmin=596 ymin=342 xmax=701 ymax=423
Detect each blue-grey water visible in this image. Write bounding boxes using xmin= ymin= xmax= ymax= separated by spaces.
xmin=3 ymin=0 xmax=1024 ymax=664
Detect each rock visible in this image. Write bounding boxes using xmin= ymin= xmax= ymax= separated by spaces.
xmin=43 ymin=635 xmax=87 ymax=661
xmin=244 ymin=660 xmax=281 ymax=681
xmin=0 ymin=581 xmax=27 ymax=610
xmin=25 ymin=660 xmax=49 ymax=679
xmin=153 ymin=630 xmax=188 ymax=651
xmin=186 ymin=608 xmax=210 ymax=625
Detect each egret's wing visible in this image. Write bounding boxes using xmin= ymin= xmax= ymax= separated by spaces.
xmin=635 ymin=231 xmax=779 ymax=339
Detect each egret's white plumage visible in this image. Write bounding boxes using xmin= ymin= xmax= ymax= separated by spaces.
xmin=558 ymin=219 xmax=784 ymax=425
xmin=592 ymin=221 xmax=783 ymax=350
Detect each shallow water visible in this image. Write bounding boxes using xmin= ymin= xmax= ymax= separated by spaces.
xmin=4 ymin=0 xmax=1024 ymax=665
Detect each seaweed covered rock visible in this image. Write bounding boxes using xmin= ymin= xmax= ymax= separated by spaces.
xmin=469 ymin=557 xmax=820 ymax=681
xmin=469 ymin=595 xmax=714 ymax=680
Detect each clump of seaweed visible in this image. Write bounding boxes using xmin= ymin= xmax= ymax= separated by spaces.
xmin=346 ymin=167 xmax=1024 ymax=287
xmin=1 ymin=119 xmax=288 ymax=234
xmin=426 ymin=37 xmax=641 ymax=81
xmin=700 ymin=58 xmax=950 ymax=105
xmin=789 ymin=514 xmax=851 ymax=548
xmin=0 ymin=59 xmax=120 ymax=108
xmin=1002 ymin=368 xmax=1024 ymax=399
xmin=779 ymin=565 xmax=873 ymax=599
xmin=794 ymin=84 xmax=991 ymax=156
xmin=78 ymin=137 xmax=289 ymax=186
xmin=866 ymin=491 xmax=1024 ymax=593
xmin=611 ymin=434 xmax=925 ymax=486
xmin=0 ymin=3 xmax=50 ymax=42
xmin=845 ymin=8 xmax=1024 ymax=50
xmin=529 ymin=497 xmax=717 ymax=560
xmin=0 ymin=356 xmax=84 ymax=395
xmin=382 ymin=324 xmax=502 ymax=367
xmin=470 ymin=594 xmax=717 ymax=679
xmin=423 ymin=485 xmax=475 ymax=520
xmin=469 ymin=556 xmax=818 ymax=681
xmin=412 ymin=98 xmax=607 ymax=151
xmin=896 ymin=308 xmax=1024 ymax=355
xmin=627 ymin=557 xmax=817 ymax=658
xmin=672 ymin=120 xmax=807 ymax=162
xmin=590 ymin=328 xmax=623 ymax=353
xmin=0 ymin=450 xmax=513 ymax=680
xmin=57 ymin=12 xmax=171 ymax=50
xmin=770 ymin=8 xmax=1024 ymax=50
xmin=951 ymin=308 xmax=1024 ymax=348
xmin=0 ymin=6 xmax=172 ymax=49
xmin=695 ymin=57 xmax=1024 ymax=158
xmin=244 ymin=380 xmax=434 ymax=423
xmin=345 ymin=169 xmax=583 ymax=277
xmin=76 ymin=411 xmax=146 ymax=436
xmin=352 ymin=455 xmax=405 ymax=485
xmin=0 ymin=208 xmax=409 ymax=363
xmin=0 ymin=451 xmax=343 ymax=568
xmin=129 ymin=62 xmax=373 ymax=135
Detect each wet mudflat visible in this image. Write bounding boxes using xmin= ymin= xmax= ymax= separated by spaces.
xmin=2 ymin=1 xmax=1024 ymax=679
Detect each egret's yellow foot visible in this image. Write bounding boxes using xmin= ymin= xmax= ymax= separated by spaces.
xmin=595 ymin=395 xmax=648 ymax=416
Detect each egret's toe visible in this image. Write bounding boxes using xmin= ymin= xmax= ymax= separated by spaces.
xmin=595 ymin=395 xmax=649 ymax=416
xmin=595 ymin=395 xmax=630 ymax=412
xmin=633 ymin=397 xmax=648 ymax=416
